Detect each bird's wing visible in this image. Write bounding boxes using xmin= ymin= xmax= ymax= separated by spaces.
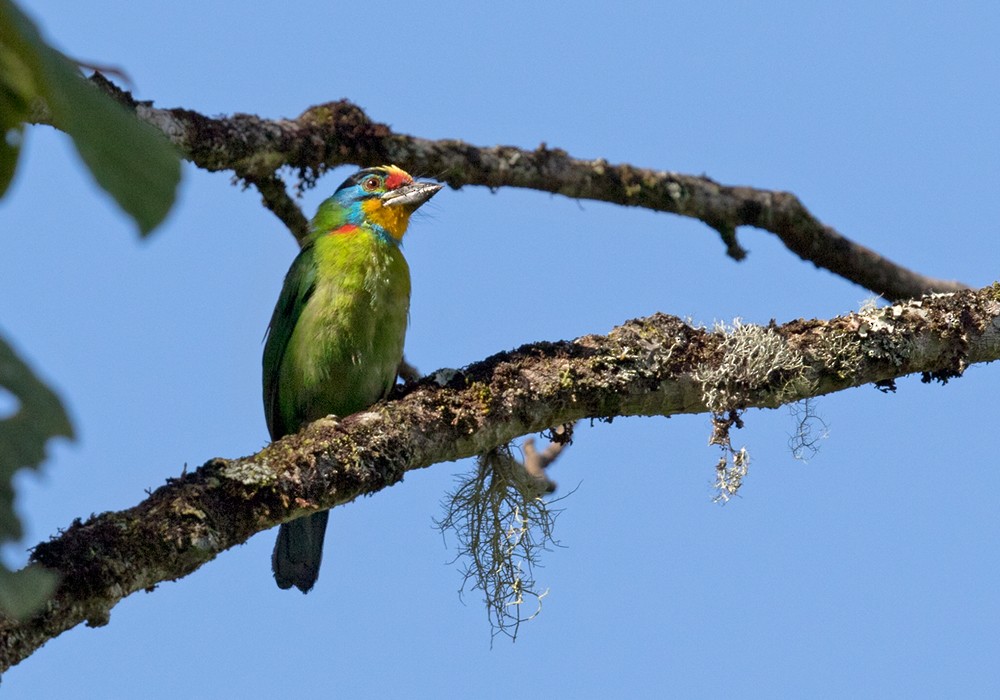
xmin=262 ymin=242 xmax=317 ymax=440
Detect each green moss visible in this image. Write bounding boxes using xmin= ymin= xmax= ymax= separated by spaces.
xmin=468 ymin=381 xmax=493 ymax=414
xmin=558 ymin=364 xmax=574 ymax=389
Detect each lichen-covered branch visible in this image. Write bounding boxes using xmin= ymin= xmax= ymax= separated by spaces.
xmin=33 ymin=75 xmax=964 ymax=299
xmin=2 ymin=285 xmax=999 ymax=672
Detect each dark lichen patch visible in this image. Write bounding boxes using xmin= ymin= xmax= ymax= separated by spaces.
xmin=737 ymin=197 xmax=764 ymax=224
xmin=605 ymin=313 xmax=710 ymax=377
xmin=779 ymin=317 xmax=830 ymax=345
xmin=874 ymin=379 xmax=897 ymax=393
xmin=920 ymin=369 xmax=962 ymax=385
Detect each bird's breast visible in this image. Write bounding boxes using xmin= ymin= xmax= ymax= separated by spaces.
xmin=280 ymin=233 xmax=410 ymax=425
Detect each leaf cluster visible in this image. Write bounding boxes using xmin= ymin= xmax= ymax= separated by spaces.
xmin=0 ymin=0 xmax=181 ymax=617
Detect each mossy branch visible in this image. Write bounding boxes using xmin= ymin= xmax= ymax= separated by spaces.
xmin=2 ymin=285 xmax=999 ymax=672
xmin=29 ymin=75 xmax=967 ymax=299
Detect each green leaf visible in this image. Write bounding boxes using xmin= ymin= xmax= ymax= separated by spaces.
xmin=0 ymin=122 xmax=23 ymax=197
xmin=0 ymin=36 xmax=35 ymax=196
xmin=38 ymin=58 xmax=181 ymax=235
xmin=0 ymin=0 xmax=181 ymax=234
xmin=0 ymin=333 xmax=73 ymax=618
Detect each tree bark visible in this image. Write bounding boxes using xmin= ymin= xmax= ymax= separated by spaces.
xmin=2 ymin=285 xmax=999 ymax=672
xmin=30 ymin=74 xmax=966 ymax=300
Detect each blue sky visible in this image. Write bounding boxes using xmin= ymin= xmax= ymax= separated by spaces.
xmin=2 ymin=1 xmax=1000 ymax=697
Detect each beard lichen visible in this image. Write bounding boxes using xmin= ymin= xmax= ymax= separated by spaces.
xmin=436 ymin=445 xmax=564 ymax=642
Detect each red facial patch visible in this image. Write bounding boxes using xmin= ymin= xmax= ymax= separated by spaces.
xmin=330 ymin=223 xmax=359 ymax=235
xmin=384 ymin=170 xmax=411 ymax=191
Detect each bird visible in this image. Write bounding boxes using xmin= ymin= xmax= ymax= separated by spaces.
xmin=263 ymin=165 xmax=442 ymax=593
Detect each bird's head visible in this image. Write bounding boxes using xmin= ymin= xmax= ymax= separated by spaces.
xmin=318 ymin=165 xmax=442 ymax=243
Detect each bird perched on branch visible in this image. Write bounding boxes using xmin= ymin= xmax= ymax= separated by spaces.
xmin=263 ymin=165 xmax=442 ymax=592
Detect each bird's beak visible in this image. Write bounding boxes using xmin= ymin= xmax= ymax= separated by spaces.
xmin=380 ymin=181 xmax=443 ymax=210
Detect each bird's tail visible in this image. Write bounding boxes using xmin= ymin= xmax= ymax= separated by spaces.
xmin=272 ymin=511 xmax=330 ymax=593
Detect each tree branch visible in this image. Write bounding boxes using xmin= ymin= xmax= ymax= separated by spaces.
xmin=3 ymin=285 xmax=999 ymax=672
xmin=36 ymin=74 xmax=963 ymax=299
xmin=520 ymin=424 xmax=572 ymax=494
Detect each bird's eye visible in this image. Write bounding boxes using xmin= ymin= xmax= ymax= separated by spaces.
xmin=363 ymin=176 xmax=380 ymax=191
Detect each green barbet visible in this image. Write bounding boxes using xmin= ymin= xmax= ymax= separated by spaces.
xmin=263 ymin=165 xmax=442 ymax=592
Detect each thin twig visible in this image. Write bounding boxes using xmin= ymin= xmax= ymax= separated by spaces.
xmin=520 ymin=423 xmax=573 ymax=493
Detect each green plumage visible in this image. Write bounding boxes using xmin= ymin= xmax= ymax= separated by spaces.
xmin=263 ymin=229 xmax=411 ymax=439
xmin=263 ymin=166 xmax=440 ymax=592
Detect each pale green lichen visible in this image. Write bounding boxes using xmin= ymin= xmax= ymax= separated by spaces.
xmin=816 ymin=329 xmax=862 ymax=381
xmin=220 ymin=458 xmax=276 ymax=487
xmin=437 ymin=446 xmax=560 ymax=643
xmin=433 ymin=368 xmax=460 ymax=386
xmin=856 ymin=304 xmax=919 ymax=368
xmin=693 ymin=320 xmax=809 ymax=412
xmin=693 ymin=320 xmax=813 ymax=503
xmin=713 ymin=446 xmax=749 ymax=504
